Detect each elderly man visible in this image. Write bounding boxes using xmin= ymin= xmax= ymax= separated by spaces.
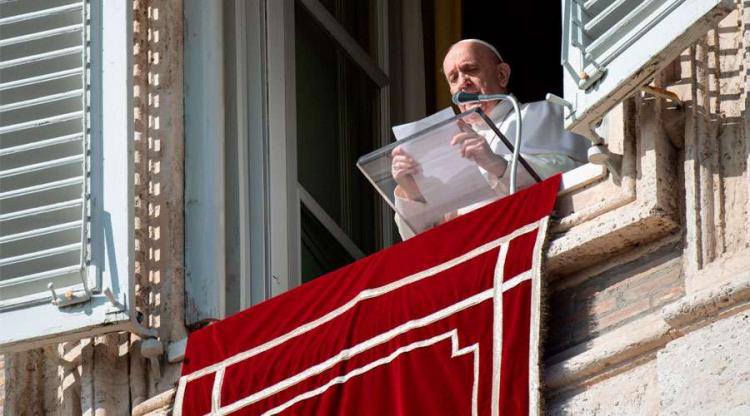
xmin=392 ymin=39 xmax=589 ymax=239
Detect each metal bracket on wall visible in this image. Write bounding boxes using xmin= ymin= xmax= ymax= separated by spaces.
xmin=141 ymin=337 xmax=164 ymax=381
xmin=641 ymin=85 xmax=683 ymax=106
xmin=103 ymin=287 xmax=163 ymax=380
xmin=546 ymin=92 xmax=622 ymax=179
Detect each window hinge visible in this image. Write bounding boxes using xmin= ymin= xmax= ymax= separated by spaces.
xmin=546 ymin=93 xmax=625 ymax=180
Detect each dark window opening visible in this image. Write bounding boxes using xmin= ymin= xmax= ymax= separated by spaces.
xmin=423 ymin=0 xmax=563 ymax=112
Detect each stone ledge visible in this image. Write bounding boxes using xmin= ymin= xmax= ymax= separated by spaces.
xmin=546 ymin=203 xmax=678 ymax=277
xmin=545 ymin=271 xmax=750 ymax=392
xmin=662 ymin=271 xmax=750 ymax=330
xmin=132 ymin=387 xmax=176 ymax=416
xmin=545 ymin=314 xmax=674 ymax=391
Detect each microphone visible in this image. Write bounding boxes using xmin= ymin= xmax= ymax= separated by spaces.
xmin=451 ymin=92 xmax=504 ymax=106
xmin=452 ymin=92 xmax=480 ymax=105
xmin=450 ymin=91 xmax=527 ymax=194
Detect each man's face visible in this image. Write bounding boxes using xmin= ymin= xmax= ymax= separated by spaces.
xmin=442 ymin=42 xmax=509 ymax=114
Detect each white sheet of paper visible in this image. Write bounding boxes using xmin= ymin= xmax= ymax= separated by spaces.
xmin=392 ymin=107 xmax=456 ymax=141
xmin=400 ymin=119 xmax=496 ymax=211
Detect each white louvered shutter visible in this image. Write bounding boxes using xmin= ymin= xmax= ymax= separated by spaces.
xmin=0 ymin=1 xmax=134 ymax=352
xmin=561 ymin=0 xmax=734 ymax=135
xmin=0 ymin=0 xmax=89 ymax=308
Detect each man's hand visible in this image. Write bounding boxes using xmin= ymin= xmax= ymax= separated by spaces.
xmin=391 ymin=146 xmax=424 ymax=202
xmin=451 ymin=121 xmax=507 ymax=178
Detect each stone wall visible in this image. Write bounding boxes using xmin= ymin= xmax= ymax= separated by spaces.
xmin=547 ymin=307 xmax=750 ymax=415
xmin=658 ymin=310 xmax=750 ymax=415
xmin=544 ymin=5 xmax=750 ymax=414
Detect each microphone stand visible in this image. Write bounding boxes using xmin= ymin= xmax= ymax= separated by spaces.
xmin=452 ymin=93 xmax=523 ymax=194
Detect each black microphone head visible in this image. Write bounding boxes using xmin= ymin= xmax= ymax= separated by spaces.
xmin=452 ymin=91 xmax=480 ymax=106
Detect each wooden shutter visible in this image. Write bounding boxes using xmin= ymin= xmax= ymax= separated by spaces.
xmin=561 ymin=0 xmax=733 ymax=135
xmin=0 ymin=1 xmax=135 ymax=352
xmin=0 ymin=0 xmax=88 ymax=308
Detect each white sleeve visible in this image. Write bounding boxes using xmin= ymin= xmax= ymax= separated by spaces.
xmin=394 ymin=193 xmax=443 ymax=240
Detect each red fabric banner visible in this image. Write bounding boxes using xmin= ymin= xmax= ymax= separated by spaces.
xmin=176 ymin=175 xmax=561 ymax=416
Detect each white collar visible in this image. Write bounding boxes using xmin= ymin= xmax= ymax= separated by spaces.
xmin=470 ymin=97 xmax=516 ymax=129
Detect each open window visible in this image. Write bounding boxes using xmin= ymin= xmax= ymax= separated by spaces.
xmin=185 ymin=0 xmax=395 ymax=323
xmin=185 ymin=0 xmax=737 ymax=323
xmin=0 ymin=1 xmax=138 ymax=352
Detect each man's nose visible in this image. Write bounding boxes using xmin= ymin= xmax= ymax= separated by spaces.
xmin=458 ymin=73 xmax=473 ymax=90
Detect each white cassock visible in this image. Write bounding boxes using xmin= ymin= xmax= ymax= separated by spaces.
xmin=395 ymin=98 xmax=590 ymax=240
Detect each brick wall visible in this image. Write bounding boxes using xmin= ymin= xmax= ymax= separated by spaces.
xmin=546 ymin=240 xmax=684 ymax=358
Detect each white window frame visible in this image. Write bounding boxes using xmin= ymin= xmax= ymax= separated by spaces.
xmin=0 ymin=1 xmax=93 ymax=310
xmin=184 ymin=0 xmax=301 ymax=322
xmin=183 ymin=1 xmax=227 ymax=324
xmin=0 ymin=1 xmax=140 ymax=352
xmin=265 ymin=0 xmax=393 ymax=297
xmin=221 ymin=0 xmax=390 ymax=312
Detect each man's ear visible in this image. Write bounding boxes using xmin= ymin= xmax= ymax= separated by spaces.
xmin=497 ymin=62 xmax=511 ymax=89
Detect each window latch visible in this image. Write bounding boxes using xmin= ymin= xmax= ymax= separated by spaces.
xmin=48 ymin=278 xmax=92 ymax=309
xmin=577 ymin=62 xmax=606 ymax=90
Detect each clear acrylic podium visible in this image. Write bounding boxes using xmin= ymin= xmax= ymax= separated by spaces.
xmin=357 ymin=108 xmax=540 ymax=236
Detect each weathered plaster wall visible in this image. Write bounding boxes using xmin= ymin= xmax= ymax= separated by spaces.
xmin=658 ymin=310 xmax=750 ymax=415
xmin=548 ymin=359 xmax=659 ymax=416
xmin=132 ymin=0 xmax=187 ymax=399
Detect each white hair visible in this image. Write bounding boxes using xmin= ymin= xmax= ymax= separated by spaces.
xmin=449 ymin=39 xmax=504 ymax=63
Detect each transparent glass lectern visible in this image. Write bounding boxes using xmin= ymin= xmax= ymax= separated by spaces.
xmin=357 ymin=107 xmax=540 ymax=236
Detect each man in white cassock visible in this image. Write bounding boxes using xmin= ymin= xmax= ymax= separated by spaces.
xmin=392 ymin=39 xmax=590 ymax=239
